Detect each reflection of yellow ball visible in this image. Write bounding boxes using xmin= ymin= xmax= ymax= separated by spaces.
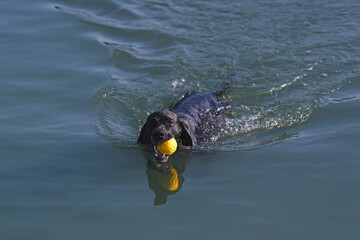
xmin=158 ymin=168 xmax=179 ymax=191
xmin=157 ymin=138 xmax=177 ymax=156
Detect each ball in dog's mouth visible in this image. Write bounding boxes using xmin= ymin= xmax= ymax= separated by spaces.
xmin=153 ymin=138 xmax=177 ymax=162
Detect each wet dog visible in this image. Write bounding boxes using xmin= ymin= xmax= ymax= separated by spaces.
xmin=137 ymin=89 xmax=228 ymax=161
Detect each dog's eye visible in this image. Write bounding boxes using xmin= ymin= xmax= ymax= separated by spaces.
xmin=167 ymin=120 xmax=174 ymax=126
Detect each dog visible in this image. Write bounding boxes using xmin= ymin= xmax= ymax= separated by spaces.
xmin=137 ymin=89 xmax=229 ymax=161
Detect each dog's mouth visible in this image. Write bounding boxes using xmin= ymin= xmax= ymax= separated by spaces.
xmin=153 ymin=145 xmax=169 ymax=162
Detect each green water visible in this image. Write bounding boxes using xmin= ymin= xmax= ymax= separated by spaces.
xmin=1 ymin=0 xmax=359 ymax=239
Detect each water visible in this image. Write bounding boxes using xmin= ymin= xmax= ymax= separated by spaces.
xmin=1 ymin=0 xmax=359 ymax=239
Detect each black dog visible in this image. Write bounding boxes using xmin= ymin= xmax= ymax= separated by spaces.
xmin=137 ymin=89 xmax=228 ymax=161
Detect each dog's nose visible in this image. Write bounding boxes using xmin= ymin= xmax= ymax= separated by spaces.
xmin=154 ymin=131 xmax=165 ymax=140
xmin=152 ymin=129 xmax=166 ymax=143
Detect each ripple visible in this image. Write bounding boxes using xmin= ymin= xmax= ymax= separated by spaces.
xmin=78 ymin=0 xmax=360 ymax=152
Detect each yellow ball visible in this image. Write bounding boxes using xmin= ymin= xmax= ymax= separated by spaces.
xmin=157 ymin=138 xmax=177 ymax=156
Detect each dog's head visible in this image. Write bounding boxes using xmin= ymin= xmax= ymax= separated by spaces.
xmin=137 ymin=110 xmax=194 ymax=161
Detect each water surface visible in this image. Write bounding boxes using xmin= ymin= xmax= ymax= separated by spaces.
xmin=1 ymin=0 xmax=360 ymax=239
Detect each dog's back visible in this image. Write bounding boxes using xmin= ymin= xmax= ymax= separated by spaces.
xmin=172 ymin=90 xmax=229 ymax=142
xmin=173 ymin=93 xmax=221 ymax=120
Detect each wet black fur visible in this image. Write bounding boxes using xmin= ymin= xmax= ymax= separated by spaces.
xmin=137 ymin=89 xmax=228 ymax=150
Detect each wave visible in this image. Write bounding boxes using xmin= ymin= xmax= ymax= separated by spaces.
xmin=56 ymin=0 xmax=359 ymax=151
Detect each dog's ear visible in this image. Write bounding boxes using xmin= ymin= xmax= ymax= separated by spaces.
xmin=137 ymin=122 xmax=148 ymax=144
xmin=179 ymin=119 xmax=196 ymax=146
